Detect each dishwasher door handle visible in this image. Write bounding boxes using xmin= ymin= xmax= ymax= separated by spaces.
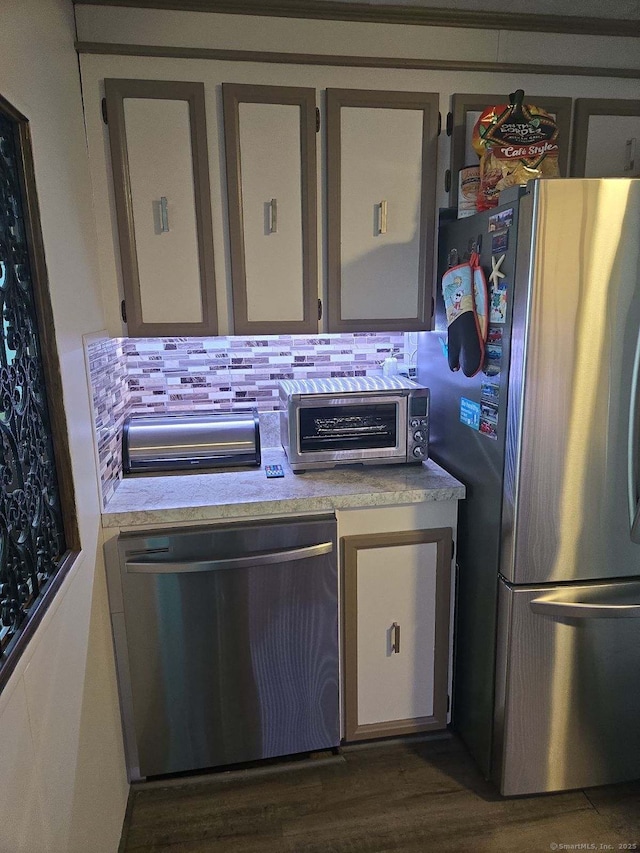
xmin=125 ymin=541 xmax=334 ymax=574
xmin=530 ymin=597 xmax=640 ymax=619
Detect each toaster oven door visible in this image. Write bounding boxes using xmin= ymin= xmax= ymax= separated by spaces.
xmin=289 ymin=394 xmax=407 ymax=467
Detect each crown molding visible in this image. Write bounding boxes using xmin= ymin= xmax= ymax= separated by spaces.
xmin=74 ymin=40 xmax=640 ymax=78
xmin=72 ymin=0 xmax=640 ymax=39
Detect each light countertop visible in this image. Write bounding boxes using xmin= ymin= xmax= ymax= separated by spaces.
xmin=102 ymin=448 xmax=465 ymax=529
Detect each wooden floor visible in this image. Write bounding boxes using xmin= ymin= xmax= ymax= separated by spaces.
xmin=121 ymin=736 xmax=640 ymax=852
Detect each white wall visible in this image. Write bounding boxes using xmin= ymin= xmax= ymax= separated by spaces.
xmin=0 ymin=1 xmax=128 ymax=851
xmin=76 ymin=5 xmax=640 ymax=70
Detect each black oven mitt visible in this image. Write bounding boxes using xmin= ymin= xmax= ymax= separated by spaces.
xmin=441 ymin=257 xmax=486 ymax=377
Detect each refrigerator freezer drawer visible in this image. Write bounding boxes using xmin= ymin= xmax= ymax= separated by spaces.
xmin=494 ymin=577 xmax=640 ymax=796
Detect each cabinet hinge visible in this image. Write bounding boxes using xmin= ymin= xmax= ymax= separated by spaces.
xmin=318 ymin=298 xmax=323 ymax=321
xmin=444 ymin=169 xmax=452 ymax=194
xmin=101 ymin=97 xmax=108 ymax=125
xmin=316 ymin=108 xmax=320 ymax=133
xmin=446 ymin=111 xmax=453 ymax=136
xmin=437 ymin=112 xmax=442 ymax=136
xmin=120 ymin=299 xmax=127 ymax=324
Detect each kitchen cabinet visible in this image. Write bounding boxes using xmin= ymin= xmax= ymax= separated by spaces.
xmin=102 ymin=468 xmax=462 ymax=754
xmin=448 ymin=92 xmax=573 ymax=207
xmin=326 ymin=88 xmax=439 ymax=332
xmin=81 ymin=49 xmax=637 ymax=338
xmin=339 ymin=508 xmax=453 ymax=741
xmin=570 ymin=98 xmax=640 ymax=177
xmin=222 ymin=83 xmax=319 ymax=335
xmin=104 ymin=78 xmax=218 ymax=337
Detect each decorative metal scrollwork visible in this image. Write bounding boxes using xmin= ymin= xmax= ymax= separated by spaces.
xmin=0 ymin=112 xmax=65 ymax=654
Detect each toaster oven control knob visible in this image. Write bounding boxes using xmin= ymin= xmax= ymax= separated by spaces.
xmin=413 ymin=445 xmax=426 ymax=458
xmin=410 ymin=418 xmax=420 ymax=428
xmin=413 ymin=430 xmax=425 ymax=443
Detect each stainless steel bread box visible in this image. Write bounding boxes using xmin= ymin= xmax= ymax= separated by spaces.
xmin=122 ymin=411 xmax=261 ymax=474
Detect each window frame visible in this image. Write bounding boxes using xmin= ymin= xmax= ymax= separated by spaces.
xmin=0 ymin=93 xmax=80 ymax=693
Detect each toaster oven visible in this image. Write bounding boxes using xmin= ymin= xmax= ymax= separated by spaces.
xmin=279 ymin=377 xmax=429 ymax=473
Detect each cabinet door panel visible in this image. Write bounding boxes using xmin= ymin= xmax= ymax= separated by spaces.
xmin=356 ymin=542 xmax=438 ymax=724
xmin=238 ymin=103 xmax=304 ymax=322
xmin=583 ymin=115 xmax=640 ymax=177
xmin=327 ymin=89 xmax=438 ymax=333
xmin=124 ymin=98 xmax=202 ymax=325
xmin=223 ymin=84 xmax=318 ymax=335
xmin=571 ymin=99 xmax=640 ymax=177
xmin=340 ymin=108 xmax=423 ymax=321
xmin=105 ymin=79 xmax=217 ymax=337
xmin=343 ymin=527 xmax=452 ymax=741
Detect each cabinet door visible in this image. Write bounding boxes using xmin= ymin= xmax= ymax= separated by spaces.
xmin=571 ymin=98 xmax=640 ymax=177
xmin=223 ymin=84 xmax=318 ymax=335
xmin=104 ymin=79 xmax=217 ymax=337
xmin=342 ymin=527 xmax=452 ymax=741
xmin=449 ymin=93 xmax=573 ymax=207
xmin=326 ymin=89 xmax=439 ymax=333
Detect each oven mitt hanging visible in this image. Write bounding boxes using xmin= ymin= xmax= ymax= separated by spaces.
xmin=442 ymin=255 xmax=486 ymax=377
xmin=471 ymin=251 xmax=489 ymax=344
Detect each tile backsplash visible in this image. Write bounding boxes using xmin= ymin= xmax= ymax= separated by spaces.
xmin=86 ymin=332 xmax=411 ymax=507
xmin=86 ymin=336 xmax=128 ymax=507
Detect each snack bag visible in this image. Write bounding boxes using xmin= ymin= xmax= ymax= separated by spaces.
xmin=472 ymin=89 xmax=559 ymax=211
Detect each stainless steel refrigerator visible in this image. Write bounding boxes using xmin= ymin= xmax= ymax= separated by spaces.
xmin=418 ymin=178 xmax=640 ymax=796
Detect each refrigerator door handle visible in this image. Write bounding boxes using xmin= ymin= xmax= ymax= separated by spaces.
xmin=530 ymin=596 xmax=640 ymax=619
xmin=628 ymin=328 xmax=640 ymax=543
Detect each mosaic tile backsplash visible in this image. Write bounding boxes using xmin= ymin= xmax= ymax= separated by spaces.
xmin=87 ymin=332 xmax=410 ymax=507
xmin=86 ymin=336 xmax=128 ymax=508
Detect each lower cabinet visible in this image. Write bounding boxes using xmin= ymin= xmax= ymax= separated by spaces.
xmin=341 ymin=521 xmax=453 ymax=741
xmin=103 ymin=501 xmax=458 ymax=777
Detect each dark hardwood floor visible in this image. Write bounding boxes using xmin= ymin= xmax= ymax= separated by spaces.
xmin=120 ymin=735 xmax=640 ymax=852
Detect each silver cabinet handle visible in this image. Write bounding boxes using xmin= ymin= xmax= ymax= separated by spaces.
xmin=269 ymin=198 xmax=277 ymax=233
xmin=378 ymin=200 xmax=388 ymax=235
xmin=625 ymin=137 xmax=636 ymax=173
xmin=530 ymin=597 xmax=640 ymax=619
xmin=126 ymin=541 xmax=333 ymax=574
xmin=391 ymin=621 xmax=400 ymax=653
xmin=628 ymin=329 xmax=640 ymax=543
xmin=159 ymin=196 xmax=169 ymax=233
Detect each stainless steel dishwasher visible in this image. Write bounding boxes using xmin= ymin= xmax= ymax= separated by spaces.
xmin=107 ymin=516 xmax=339 ymax=781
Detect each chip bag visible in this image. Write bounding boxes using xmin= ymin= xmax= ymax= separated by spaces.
xmin=472 ymin=89 xmax=559 ymax=211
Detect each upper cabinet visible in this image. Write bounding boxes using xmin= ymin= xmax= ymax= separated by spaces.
xmin=326 ymin=89 xmax=439 ymax=333
xmin=448 ymin=93 xmax=573 ymax=208
xmin=223 ymin=85 xmax=439 ymax=335
xmin=571 ymin=98 xmax=640 ymax=177
xmin=86 ymin=56 xmax=639 ymax=340
xmin=222 ymin=84 xmax=319 ymax=335
xmin=104 ymin=78 xmax=218 ymax=337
